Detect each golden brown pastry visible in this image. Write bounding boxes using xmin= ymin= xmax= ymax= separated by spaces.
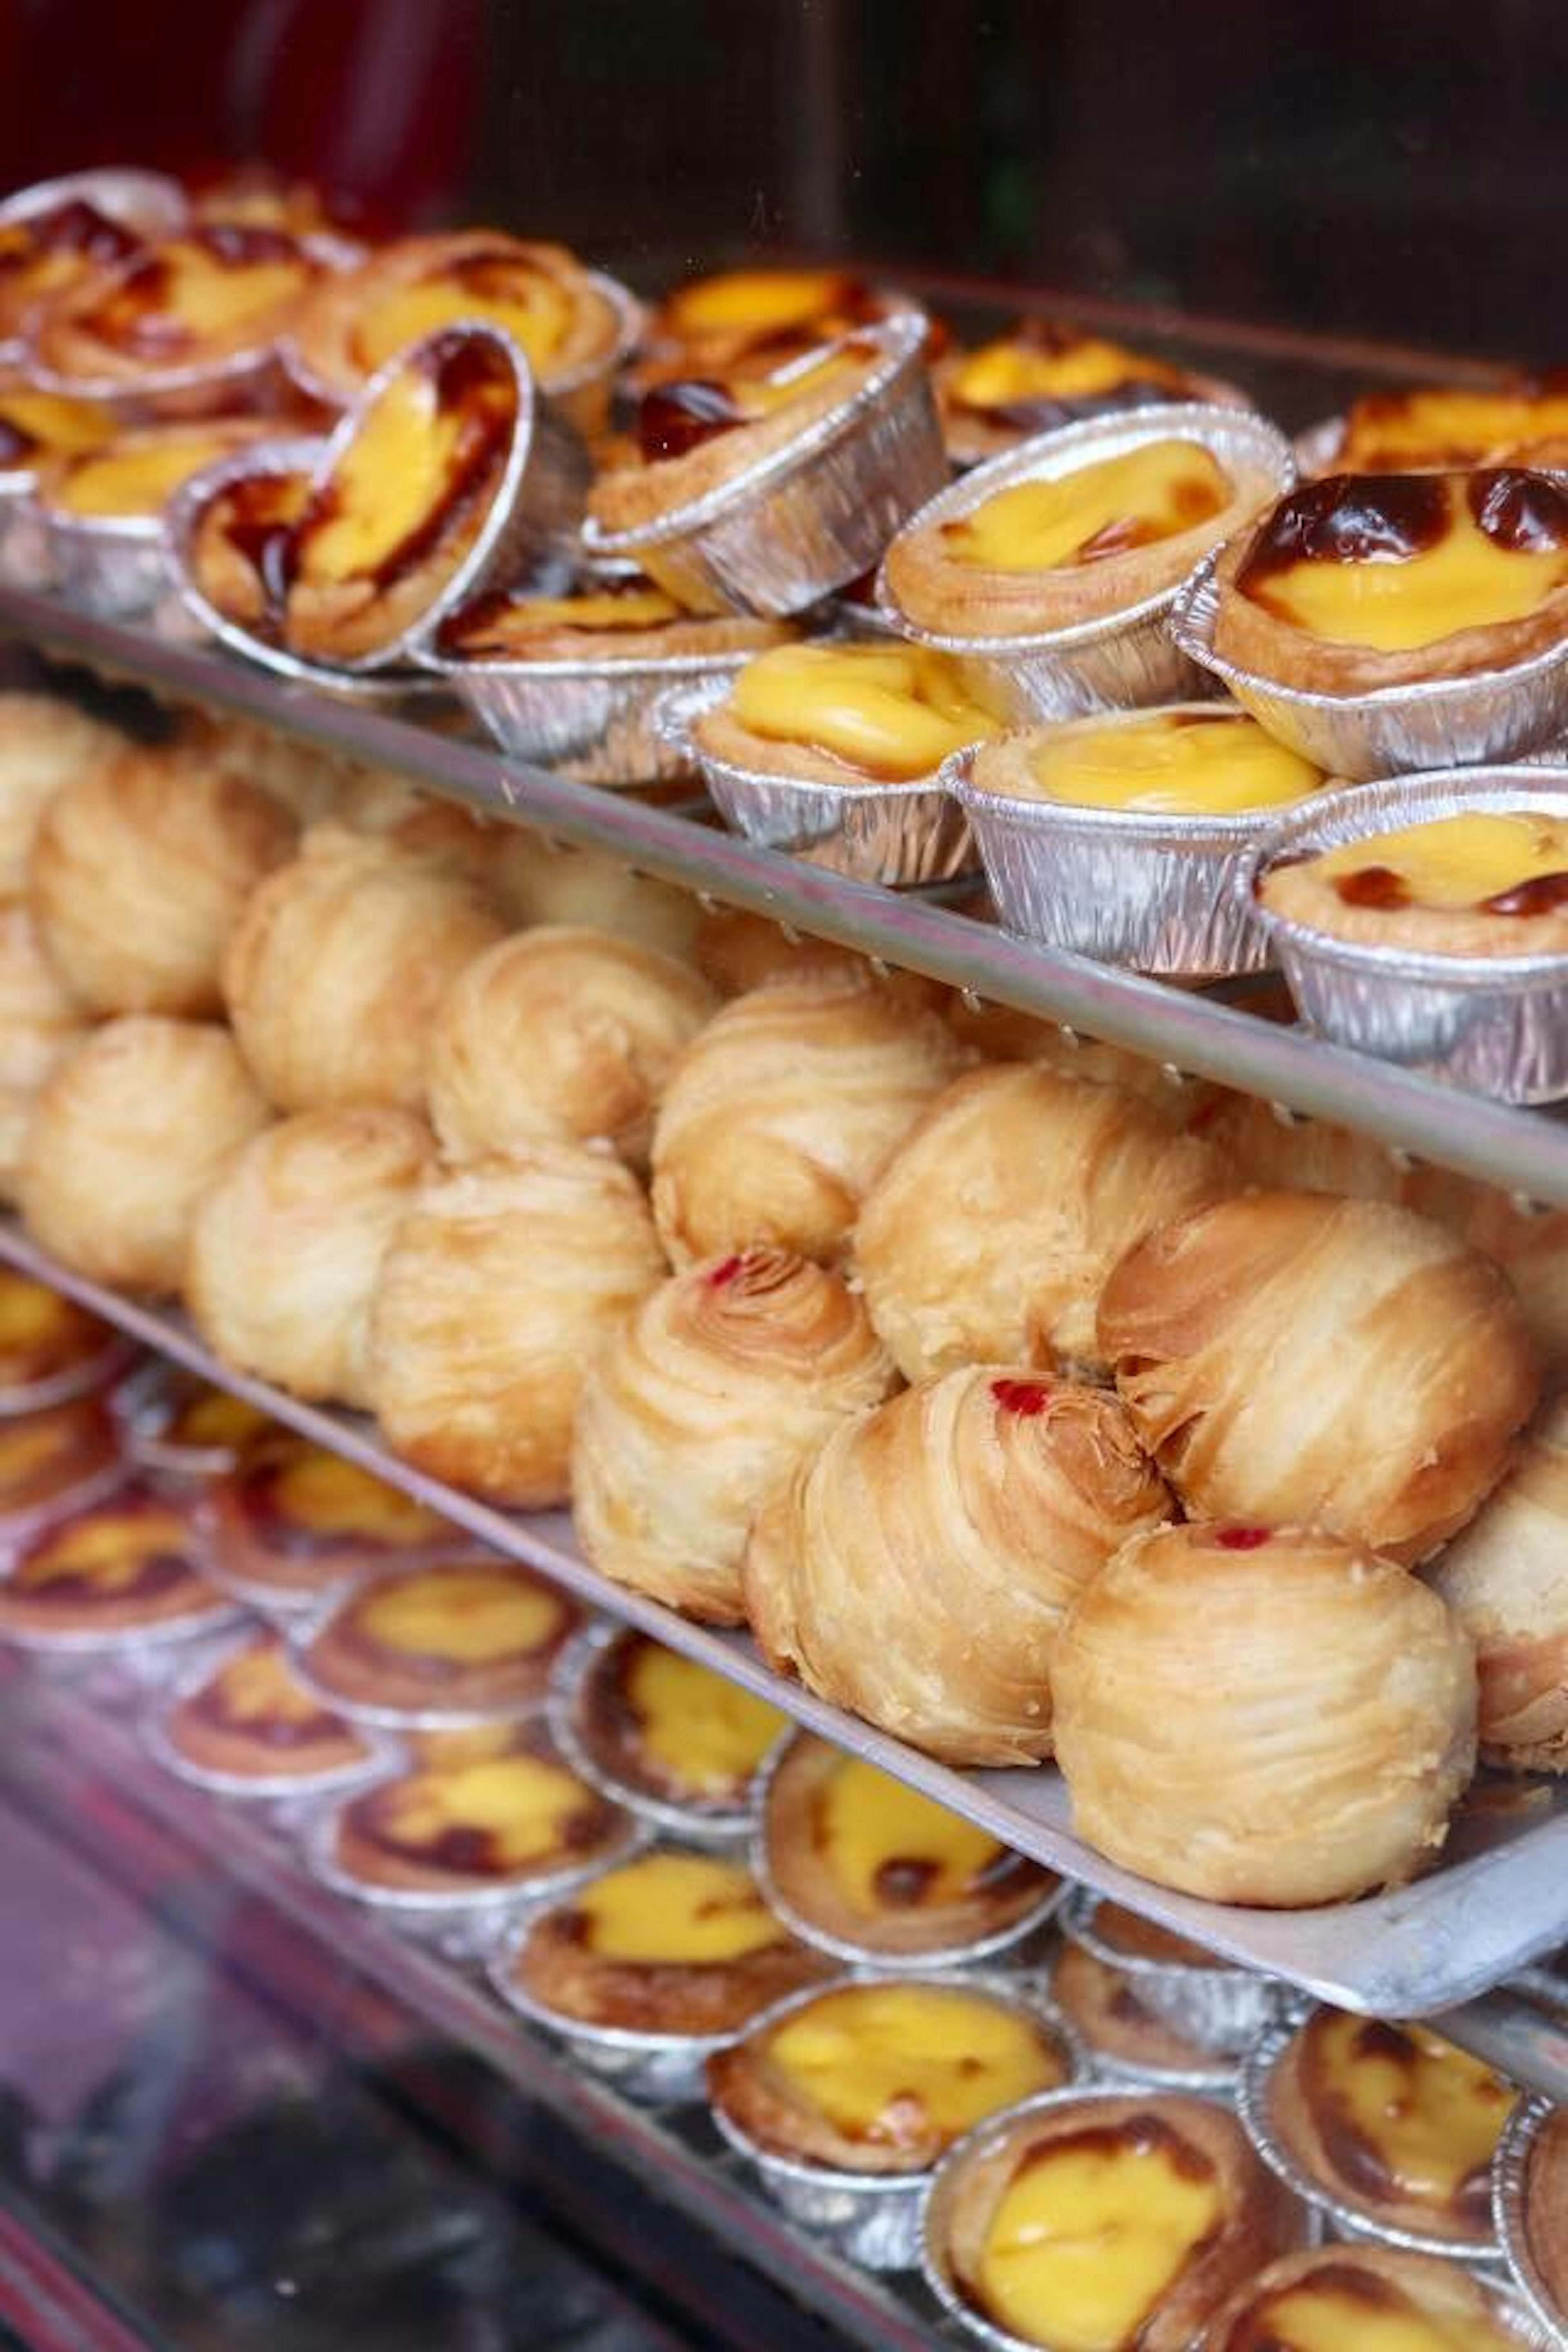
xmin=1051 ymin=1521 xmax=1478 ymax=1905
xmin=18 ymin=1018 xmax=271 ymax=1293
xmin=1048 ymin=1938 xmax=1231 ymax=2082
xmin=1258 ymin=807 xmax=1568 ymax=960
xmin=0 ymin=695 xmax=123 ymax=897
xmin=1203 ymin=2244 xmax=1532 ymax=2352
xmin=650 ymin=973 xmax=966 ymax=1267
xmin=29 ymin=223 xmax=325 ymax=393
xmin=1191 ymin=1089 xmax=1412 ymax=1202
xmin=1335 ymin=377 xmax=1568 ymax=472
xmin=332 ymin=765 xmax=517 ymax=893
xmin=692 ymin=903 xmax=945 ymax=1008
xmin=931 ymin=2091 xmax=1303 ymax=2352
xmin=635 ymin=264 xmax=911 ymax=386
xmin=0 ymin=900 xmax=91 ymax=1200
xmin=185 ymin=1107 xmax=435 ymax=1408
xmin=221 ymin=824 xmax=504 ymax=1113
xmin=174 ymin=710 xmax=353 ymax=824
xmin=203 ymin=1434 xmax=457 ymax=1606
xmin=744 ymin=1368 xmax=1171 ymax=1764
xmin=326 ymin=1732 xmax=630 ymax=1898
xmin=1463 ymin=1196 xmax=1568 ymax=1377
xmin=427 ymin=927 xmax=717 ymax=1170
xmin=28 ymin=743 xmax=297 ymax=1017
xmin=1098 ymin=1191 xmax=1540 ymax=1562
xmin=936 ymin=318 xmax=1244 ymax=463
xmin=0 ymin=1485 xmax=226 ymax=1639
xmin=942 ymin=997 xmax=1199 ymax=1114
xmin=367 ymin=1145 xmax=666 ymax=1507
xmin=1426 ymin=1392 xmax=1568 ymax=1771
xmin=297 ymin=1557 xmax=580 ymax=1716
xmin=854 ymin=1064 xmax=1231 ymax=1382
xmin=493 ymin=833 xmax=701 ymax=959
xmin=571 ymin=1247 xmax=897 ymax=1623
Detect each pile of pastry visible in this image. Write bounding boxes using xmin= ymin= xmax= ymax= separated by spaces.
xmin=2 ymin=688 xmax=1566 ymax=1919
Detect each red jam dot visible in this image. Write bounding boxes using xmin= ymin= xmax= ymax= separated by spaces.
xmin=706 ymin=1254 xmax=746 ymax=1288
xmin=1214 ymin=1525 xmax=1272 ymax=1550
xmin=991 ymin=1378 xmax=1051 ymax=1417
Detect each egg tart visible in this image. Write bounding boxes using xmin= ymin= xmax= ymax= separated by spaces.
xmin=203 ymin=1432 xmax=457 ymax=1608
xmin=0 ymin=177 xmax=180 ymax=348
xmin=296 ymin=1558 xmax=580 ymax=1722
xmin=120 ymin=1366 xmax=276 ymax=1482
xmin=322 ymin=1730 xmax=632 ymax=1902
xmin=1048 ymin=1941 xmax=1236 ymax=2088
xmin=936 ymin=319 xmax=1243 ymax=465
xmin=156 ymin=1629 xmax=378 ymax=1791
xmin=181 ymin=450 xmax=314 ymax=636
xmin=0 ymin=1395 xmax=121 ymax=1535
xmin=1204 ymin=2244 xmax=1537 ymax=2352
xmin=1211 ymin=467 xmax=1568 ymax=692
xmin=708 ymin=1977 xmax=1074 ymax=2179
xmin=925 ymin=2089 xmax=1304 ymax=2352
xmin=0 ymin=376 xmax=112 ymax=483
xmin=1506 ymin=2101 xmax=1568 ymax=2339
xmin=0 ymin=1269 xmax=126 ymax=1411
xmin=1246 ymin=2005 xmax=1517 ymax=2252
xmin=634 ymin=265 xmax=916 ymax=386
xmin=434 ymin=577 xmax=785 ymax=664
xmin=33 ymin=418 xmax=271 ymax=523
xmin=1335 ymin=376 xmax=1568 ymax=472
xmin=555 ymin=1628 xmax=788 ymax=1834
xmin=759 ymin=1734 xmax=1059 ymax=1966
xmin=690 ymin=640 xmax=1006 ymax=787
xmin=1059 ymin=1896 xmax=1283 ymax=2062
xmin=1258 ymin=805 xmax=1568 ymax=959
xmin=969 ymin=702 xmax=1323 ymax=816
xmin=0 ymin=1485 xmax=228 ymax=1640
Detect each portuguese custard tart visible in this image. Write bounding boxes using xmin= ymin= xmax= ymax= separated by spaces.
xmin=936 ymin=318 xmax=1243 ymax=465
xmin=0 ymin=376 xmax=112 ymax=480
xmin=690 ymin=640 xmax=1007 ymax=787
xmin=927 ymin=2089 xmax=1305 ymax=2352
xmin=708 ymin=1977 xmax=1074 ymax=2178
xmin=33 ymin=418 xmax=270 ymax=525
xmin=967 ymin=702 xmax=1324 ymax=817
xmin=1061 ymin=1897 xmax=1280 ymax=2059
xmin=183 ymin=451 xmax=314 ymax=636
xmin=0 ymin=1396 xmax=120 ymax=1534
xmin=1251 ymin=2005 xmax=1517 ymax=2251
xmin=324 ymin=1728 xmax=633 ymax=1901
xmin=1257 ymin=806 xmax=1568 ymax=960
xmin=634 ymin=264 xmax=915 ymax=385
xmin=1512 ymin=2102 xmax=1568 ymax=2337
xmin=122 ymin=1367 xmax=276 ymax=1482
xmin=159 ymin=1628 xmax=378 ymax=1788
xmin=296 ymin=1557 xmax=580 ymax=1721
xmin=556 ymin=1627 xmax=788 ymax=1833
xmin=203 ymin=1431 xmax=457 ymax=1607
xmin=1048 ymin=1939 xmax=1236 ymax=2087
xmin=0 ymin=189 xmax=155 ymax=348
xmin=759 ymin=1732 xmax=1058 ymax=1964
xmin=0 ymin=1268 xmax=125 ymax=1411
xmin=1203 ymin=2243 xmax=1537 ymax=2352
xmin=0 ymin=1484 xmax=227 ymax=1639
xmin=1210 ymin=467 xmax=1568 ymax=690
xmin=504 ymin=1846 xmax=828 ymax=2039
xmin=1335 ymin=375 xmax=1568 ymax=472
xmin=433 ymin=576 xmax=786 ymax=664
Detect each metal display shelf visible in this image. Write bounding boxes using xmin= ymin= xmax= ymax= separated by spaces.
xmin=6 ymin=1216 xmax=1568 ymax=2049
xmin=5 ymin=583 xmax=1568 ymax=1209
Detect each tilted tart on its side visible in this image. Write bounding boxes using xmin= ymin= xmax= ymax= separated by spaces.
xmin=691 ymin=640 xmax=1006 ymax=787
xmin=298 ymin=1557 xmax=580 ymax=1717
xmin=0 ymin=1486 xmax=223 ymax=1635
xmin=29 ymin=223 xmax=327 ymax=389
xmin=185 ymin=459 xmax=314 ymax=635
xmin=1257 ymin=807 xmax=1568 ymax=959
xmin=162 ymin=1630 xmax=376 ymax=1784
xmin=433 ymin=577 xmax=788 ymax=664
xmin=936 ymin=318 xmax=1243 ymax=463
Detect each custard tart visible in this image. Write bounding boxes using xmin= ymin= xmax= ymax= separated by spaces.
xmin=1048 ymin=1939 xmax=1235 ymax=2087
xmin=0 ymin=375 xmax=112 ymax=483
xmin=157 ymin=1628 xmax=378 ymax=1790
xmin=1203 ymin=2244 xmax=1537 ymax=2352
xmin=33 ymin=418 xmax=271 ymax=524
xmin=690 ymin=639 xmax=1006 ymax=787
xmin=635 ymin=265 xmax=916 ymax=385
xmin=1335 ymin=375 xmax=1568 ymax=472
xmin=0 ymin=1394 xmax=121 ymax=1534
xmin=967 ymin=702 xmax=1323 ymax=817
xmin=0 ymin=1269 xmax=126 ymax=1412
xmin=121 ymin=1366 xmax=277 ymax=1482
xmin=203 ymin=1431 xmax=457 ymax=1608
xmin=433 ymin=576 xmax=785 ymax=664
xmin=0 ymin=1484 xmax=229 ymax=1640
xmin=553 ymin=1627 xmax=789 ymax=1835
xmin=936 ymin=318 xmax=1243 ymax=464
xmin=1256 ymin=804 xmax=1568 ymax=958
xmin=296 ymin=1557 xmax=580 ymax=1722
xmin=0 ymin=174 xmax=180 ymax=349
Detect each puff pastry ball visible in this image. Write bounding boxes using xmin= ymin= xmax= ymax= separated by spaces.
xmin=1051 ymin=1521 xmax=1478 ymax=1905
xmin=175 ymin=709 xmax=354 ymax=823
xmin=18 ymin=1018 xmax=271 ymax=1293
xmin=428 ymin=927 xmax=717 ymax=1170
xmin=693 ymin=904 xmax=944 ymax=1009
xmin=0 ymin=902 xmax=91 ymax=1199
xmin=186 ymin=1107 xmax=435 ymax=1408
xmin=0 ymin=694 xmax=124 ymax=897
xmin=495 ymin=833 xmax=702 ymax=960
xmin=1454 ymin=1192 xmax=1568 ymax=1377
xmin=1428 ymin=1392 xmax=1568 ymax=1771
xmin=854 ymin=1064 xmax=1230 ymax=1383
xmin=744 ymin=1368 xmax=1172 ymax=1764
xmin=573 ymin=1248 xmax=898 ymax=1623
xmin=367 ymin=1145 xmax=666 ymax=1508
xmin=651 ymin=974 xmax=966 ymax=1267
xmin=222 ymin=824 xmax=505 ymax=1113
xmin=1099 ymin=1190 xmax=1539 ymax=1564
xmin=334 ymin=764 xmax=516 ymax=898
xmin=944 ymin=997 xmax=1203 ymax=1119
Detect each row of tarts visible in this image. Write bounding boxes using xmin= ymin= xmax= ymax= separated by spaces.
xmin=0 ymin=693 xmax=1568 ymax=1922
xmin=0 ymin=1281 xmax=1564 ymax=2352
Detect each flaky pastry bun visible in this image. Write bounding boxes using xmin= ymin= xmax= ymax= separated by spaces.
xmin=1052 ymin=1521 xmax=1478 ymax=1905
xmin=1452 ymin=1189 xmax=1568 ymax=1378
xmin=334 ymin=765 xmax=517 ymax=897
xmin=572 ymin=1248 xmax=898 ymax=1622
xmin=174 ymin=710 xmax=353 ymax=823
xmin=29 ymin=744 xmax=298 ymax=1018
xmin=18 ymin=1018 xmax=270 ymax=1294
xmin=744 ymin=1368 xmax=1171 ymax=1764
xmin=943 ymin=997 xmax=1202 ymax=1119
xmin=221 ymin=824 xmax=505 ymax=1112
xmin=492 ymin=834 xmax=701 ymax=959
xmin=651 ymin=973 xmax=966 ymax=1266
xmin=854 ymin=1063 xmax=1231 ymax=1382
xmin=0 ymin=695 xmax=125 ymax=897
xmin=186 ymin=1107 xmax=436 ymax=1409
xmin=0 ymin=902 xmax=90 ymax=1200
xmin=692 ymin=904 xmax=945 ymax=1009
xmin=367 ymin=1145 xmax=666 ymax=1508
xmin=428 ymin=926 xmax=717 ymax=1169
xmin=1099 ymin=1190 xmax=1539 ymax=1562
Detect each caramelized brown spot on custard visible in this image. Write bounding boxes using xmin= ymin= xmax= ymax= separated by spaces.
xmin=1239 ymin=474 xmax=1450 ymax=595
xmin=637 ymin=377 xmax=748 ymax=464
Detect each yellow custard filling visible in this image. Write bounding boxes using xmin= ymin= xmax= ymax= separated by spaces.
xmin=0 ymin=386 xmax=111 ymax=459
xmin=299 ymin=366 xmax=473 ymax=584
xmin=270 ymin=1450 xmax=448 ymax=1544
xmin=1309 ymin=813 xmax=1568 ymax=911
xmin=1307 ymin=2013 xmax=1513 ymax=2209
xmin=666 ymin=268 xmax=858 ymax=338
xmin=212 ymin=1642 xmax=329 ymax=1727
xmin=1021 ymin=710 xmax=1323 ymax=815
xmin=355 ymin=266 xmax=575 ymax=376
xmin=1246 ymin=2277 xmax=1520 ymax=2352
xmin=1348 ymin=387 xmax=1568 ymax=466
xmin=976 ymin=2129 xmax=1222 ymax=2352
xmin=765 ymin=1983 xmax=1062 ymax=2145
xmin=356 ymin=1568 xmax=566 ymax=1664
xmin=376 ymin=1753 xmax=592 ymax=1868
xmin=26 ymin=1509 xmax=185 ymax=1590
xmin=621 ymin=1641 xmax=786 ymax=1794
xmin=729 ymin=642 xmax=1002 ymax=780
xmin=949 ymin=335 xmax=1182 ymax=412
xmin=814 ymin=1755 xmax=1011 ymax=1914
xmin=1252 ymin=499 xmax=1568 ymax=650
xmin=944 ymin=440 xmax=1230 ymax=574
xmin=138 ymin=239 xmax=307 ymax=339
xmin=572 ymin=1851 xmax=787 ymax=1964
xmin=54 ymin=430 xmax=240 ymax=517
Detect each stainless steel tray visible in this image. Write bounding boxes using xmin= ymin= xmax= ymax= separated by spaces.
xmin=6 ymin=1217 xmax=1566 ymax=2027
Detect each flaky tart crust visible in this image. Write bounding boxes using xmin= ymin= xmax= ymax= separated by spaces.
xmin=0 ymin=1487 xmax=220 ymax=1633
xmin=163 ymin=1632 xmax=373 ymax=1781
xmin=1203 ymin=2244 xmax=1532 ymax=2352
xmin=298 ymin=1558 xmax=580 ymax=1714
xmin=1256 ymin=829 xmax=1568 ymax=960
xmin=329 ymin=1733 xmax=624 ymax=1895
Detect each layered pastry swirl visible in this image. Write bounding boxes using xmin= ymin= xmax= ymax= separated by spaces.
xmin=328 ymin=1733 xmax=628 ymax=1898
xmin=1204 ymin=2245 xmax=1535 ymax=2352
xmin=203 ymin=1432 xmax=455 ymax=1604
xmin=1258 ymin=808 xmax=1568 ymax=959
xmin=691 ymin=641 xmax=1005 ymax=787
xmin=966 ymin=703 xmax=1324 ymax=816
xmin=560 ymin=1630 xmax=788 ymax=1826
xmin=0 ymin=1486 xmax=223 ymax=1637
xmin=29 ymin=223 xmax=325 ymax=390
xmin=297 ymin=1558 xmax=579 ymax=1718
xmin=936 ymin=318 xmax=1241 ymax=463
xmin=162 ymin=1630 xmax=376 ymax=1786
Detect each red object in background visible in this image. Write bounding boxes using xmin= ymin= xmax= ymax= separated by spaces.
xmin=9 ymin=0 xmax=487 ymax=231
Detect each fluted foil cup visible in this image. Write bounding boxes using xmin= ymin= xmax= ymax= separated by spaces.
xmin=1059 ymin=1889 xmax=1287 ymax=2057
xmin=1494 ymin=2097 xmax=1568 ymax=2349
xmin=1245 ymin=768 xmax=1568 ymax=1102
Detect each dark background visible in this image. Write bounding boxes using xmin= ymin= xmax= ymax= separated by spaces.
xmin=4 ymin=0 xmax=1562 ymax=363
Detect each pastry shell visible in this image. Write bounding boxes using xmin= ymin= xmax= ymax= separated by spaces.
xmin=935 ymin=328 xmax=1247 ymax=466
xmin=1057 ymin=1889 xmax=1284 ymax=2060
xmin=0 ymin=1481 xmax=238 ymax=1648
xmin=0 ymin=169 xmax=186 ymax=359
xmin=292 ymin=1555 xmax=582 ymax=1726
xmin=199 ymin=1433 xmax=460 ymax=1615
xmin=0 ymin=1268 xmax=129 ymax=1416
xmin=146 ymin=1627 xmax=389 ymax=1799
xmin=1202 ymin=2243 xmax=1546 ymax=2352
xmin=1046 ymin=1938 xmax=1240 ymax=2092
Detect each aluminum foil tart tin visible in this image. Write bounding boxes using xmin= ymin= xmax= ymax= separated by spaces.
xmin=1059 ymin=1888 xmax=1288 ymax=2057
xmin=114 ymin=1355 xmax=257 ymax=1483
xmin=1494 ymin=2097 xmax=1568 ymax=2349
xmin=1243 ymin=768 xmax=1568 ymax=1103
xmin=0 ymin=1332 xmax=135 ymax=1421
xmin=943 ymin=717 xmax=1303 ymax=978
xmin=657 ymin=675 xmax=979 ymax=886
xmin=27 ymin=497 xmax=174 ymax=617
xmin=141 ymin=1632 xmax=399 ymax=1802
xmin=197 ymin=1553 xmax=364 ymax=1626
xmin=707 ymin=1973 xmax=1082 ymax=2272
xmin=544 ymin=1621 xmax=763 ymax=1845
xmin=1170 ymin=550 xmax=1568 ymax=779
xmin=1238 ymin=2011 xmax=1508 ymax=2262
xmin=580 ymin=313 xmax=946 ymax=618
xmin=0 ymin=1457 xmax=131 ymax=1555
xmin=873 ymin=403 xmax=1296 ymax=722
